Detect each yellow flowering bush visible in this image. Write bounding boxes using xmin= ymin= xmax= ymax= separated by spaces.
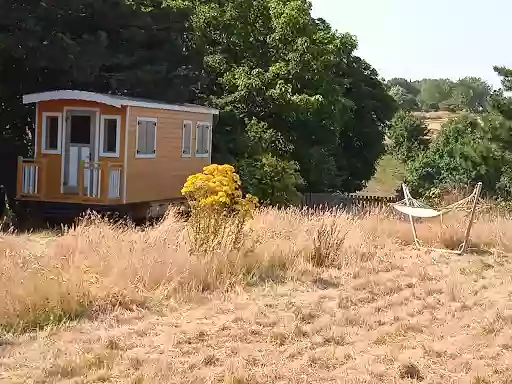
xmin=181 ymin=164 xmax=258 ymax=213
xmin=181 ymin=164 xmax=258 ymax=254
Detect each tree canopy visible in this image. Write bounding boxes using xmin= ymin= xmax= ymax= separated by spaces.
xmin=0 ymin=0 xmax=397 ymax=204
xmin=385 ymin=77 xmax=493 ymax=113
xmin=404 ymin=66 xmax=512 ymax=199
xmin=386 ymin=110 xmax=428 ymax=164
xmin=194 ymin=0 xmax=396 ymax=195
xmin=0 ymin=0 xmax=198 ymax=150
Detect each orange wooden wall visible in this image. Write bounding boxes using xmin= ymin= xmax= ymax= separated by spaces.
xmin=125 ymin=107 xmax=213 ymax=203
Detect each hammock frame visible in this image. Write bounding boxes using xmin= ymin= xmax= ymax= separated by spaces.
xmin=397 ymin=182 xmax=483 ymax=255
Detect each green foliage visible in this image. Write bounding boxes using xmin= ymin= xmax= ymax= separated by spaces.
xmin=386 ymin=111 xmax=428 ymax=163
xmin=238 ymin=154 xmax=304 ymax=206
xmin=389 ymin=85 xmax=419 ymax=111
xmin=405 ymin=114 xmax=512 ymax=198
xmin=450 ymin=77 xmax=492 ymax=112
xmin=1 ymin=0 xmax=397 ymax=205
xmin=417 ymin=78 xmax=454 ymax=111
xmin=387 ymin=77 xmax=493 ymax=114
xmin=403 ymin=66 xmax=512 ymax=200
xmin=387 ymin=78 xmax=421 ymax=98
xmin=363 ymin=154 xmax=406 ymax=195
xmin=197 ymin=0 xmax=396 ymax=195
xmin=494 ymin=66 xmax=512 ymax=91
xmin=212 ymin=117 xmax=303 ymax=205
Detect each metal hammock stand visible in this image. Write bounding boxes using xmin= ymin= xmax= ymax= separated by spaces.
xmin=392 ymin=182 xmax=483 ymax=255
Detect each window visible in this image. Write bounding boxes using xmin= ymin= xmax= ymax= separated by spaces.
xmin=182 ymin=120 xmax=192 ymax=157
xmin=100 ymin=115 xmax=121 ymax=157
xmin=195 ymin=122 xmax=211 ymax=157
xmin=42 ymin=112 xmax=62 ymax=154
xmin=69 ymin=115 xmax=92 ymax=145
xmin=136 ymin=117 xmax=157 ymax=158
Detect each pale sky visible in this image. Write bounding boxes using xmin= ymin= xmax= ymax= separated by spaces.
xmin=310 ymin=0 xmax=511 ymax=89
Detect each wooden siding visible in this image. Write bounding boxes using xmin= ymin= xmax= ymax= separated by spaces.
xmin=126 ymin=107 xmax=213 ymax=203
xmin=35 ymin=100 xmax=127 ymax=202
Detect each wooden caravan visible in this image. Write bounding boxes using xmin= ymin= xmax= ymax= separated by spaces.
xmin=17 ymin=90 xmax=219 ymax=220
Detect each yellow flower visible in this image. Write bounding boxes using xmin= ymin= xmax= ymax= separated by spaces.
xmin=182 ymin=163 xmax=258 ymax=215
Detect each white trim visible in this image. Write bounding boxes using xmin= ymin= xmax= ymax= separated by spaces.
xmin=195 ymin=121 xmax=212 ymax=158
xmin=60 ymin=110 xmax=66 ymax=193
xmin=181 ymin=120 xmax=193 ymax=158
xmin=135 ymin=117 xmax=157 ymax=159
xmin=209 ymin=120 xmax=213 ymax=164
xmin=123 ymin=107 xmax=130 ymax=203
xmin=93 ymin=110 xmax=100 ymax=195
xmin=34 ymin=103 xmax=39 ymax=157
xmin=22 ymin=90 xmax=219 ymax=115
xmin=41 ymin=112 xmax=63 ymax=154
xmin=25 ymin=91 xmax=122 ymax=108
xmin=99 ymin=115 xmax=121 ymax=157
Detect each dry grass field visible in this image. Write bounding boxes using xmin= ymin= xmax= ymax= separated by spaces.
xmin=412 ymin=111 xmax=460 ymax=136
xmin=1 ymin=207 xmax=512 ymax=383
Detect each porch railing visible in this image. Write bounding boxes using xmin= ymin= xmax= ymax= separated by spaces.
xmin=78 ymin=161 xmax=123 ymax=202
xmin=107 ymin=164 xmax=122 ymax=199
xmin=17 ymin=157 xmax=46 ymax=198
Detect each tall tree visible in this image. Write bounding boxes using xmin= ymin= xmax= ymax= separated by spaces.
xmin=0 ymin=0 xmax=198 ymax=196
xmin=417 ymin=78 xmax=454 ymax=111
xmin=193 ymin=0 xmax=396 ymax=196
xmin=389 ymin=85 xmax=419 ymax=111
xmin=387 ymin=78 xmax=421 ymax=97
xmin=386 ymin=110 xmax=428 ymax=163
xmin=450 ymin=77 xmax=492 ymax=112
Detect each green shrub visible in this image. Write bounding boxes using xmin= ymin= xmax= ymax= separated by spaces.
xmin=386 ymin=110 xmax=429 ymax=163
xmin=405 ymin=113 xmax=512 ymax=199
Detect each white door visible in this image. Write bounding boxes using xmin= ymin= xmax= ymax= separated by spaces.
xmin=63 ymin=111 xmax=96 ymax=194
xmin=67 ymin=146 xmax=91 ymax=189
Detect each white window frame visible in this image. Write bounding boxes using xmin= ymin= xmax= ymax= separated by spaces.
xmin=195 ymin=121 xmax=212 ymax=158
xmin=41 ymin=112 xmax=62 ymax=154
xmin=182 ymin=120 xmax=193 ymax=158
xmin=135 ymin=117 xmax=158 ymax=159
xmin=99 ymin=115 xmax=121 ymax=158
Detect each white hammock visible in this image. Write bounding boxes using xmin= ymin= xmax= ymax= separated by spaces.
xmin=393 ymin=184 xmax=481 ymax=218
xmin=393 ymin=206 xmax=443 ymax=218
xmin=392 ymin=182 xmax=483 ymax=254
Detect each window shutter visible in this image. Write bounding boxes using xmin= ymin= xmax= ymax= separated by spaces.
xmin=146 ymin=121 xmax=156 ymax=154
xmin=202 ymin=125 xmax=210 ymax=154
xmin=137 ymin=120 xmax=147 ymax=154
xmin=183 ymin=121 xmax=192 ymax=155
xmin=196 ymin=124 xmax=204 ymax=154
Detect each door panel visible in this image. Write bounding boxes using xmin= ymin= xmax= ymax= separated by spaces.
xmin=68 ymin=146 xmax=79 ymax=188
xmin=82 ymin=147 xmax=90 ymax=192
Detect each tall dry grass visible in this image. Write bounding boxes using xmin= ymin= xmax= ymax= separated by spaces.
xmin=1 ymin=206 xmax=511 ymax=333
